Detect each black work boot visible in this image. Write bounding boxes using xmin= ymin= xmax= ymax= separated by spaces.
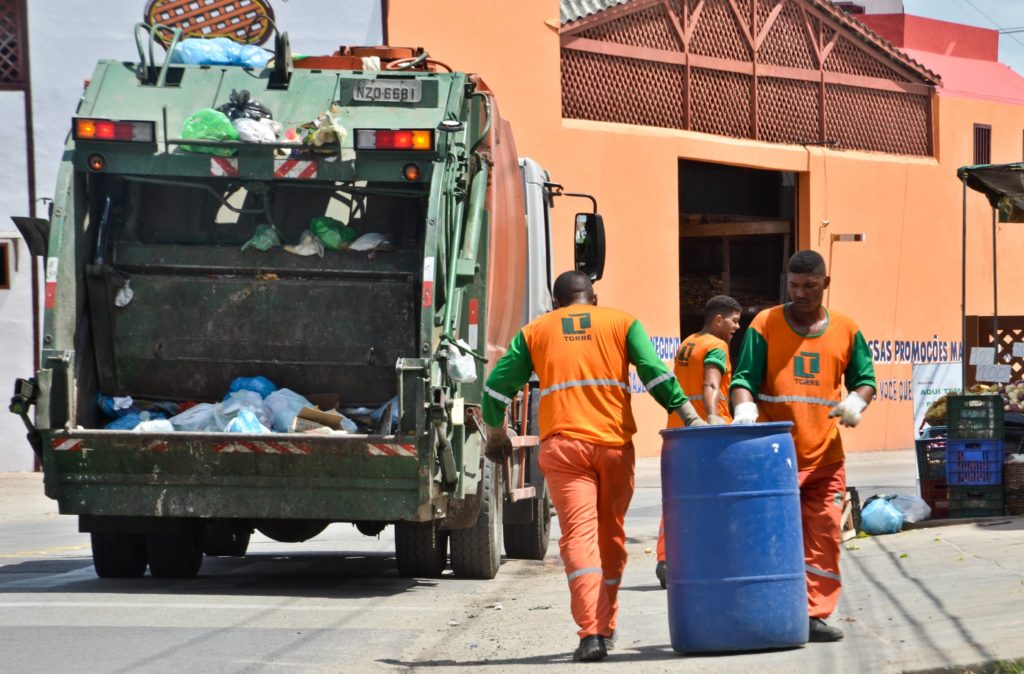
xmin=572 ymin=635 xmax=608 ymax=662
xmin=808 ymin=617 xmax=844 ymax=642
xmin=655 ymin=560 xmax=667 ymax=589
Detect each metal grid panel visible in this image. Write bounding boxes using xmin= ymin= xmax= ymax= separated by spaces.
xmin=578 ymin=3 xmax=682 ymax=51
xmin=825 ymin=84 xmax=929 ymax=155
xmin=689 ymin=0 xmax=751 ymax=61
xmin=759 ymin=1 xmax=817 ymax=70
xmin=824 ymin=33 xmax=909 ymax=82
xmin=561 ymin=49 xmax=686 ymax=129
xmin=690 ymin=67 xmax=751 ymax=138
xmin=0 ymin=0 xmax=25 ymax=86
xmin=758 ymin=77 xmax=818 ymax=144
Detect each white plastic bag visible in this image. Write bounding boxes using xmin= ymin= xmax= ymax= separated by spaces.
xmin=169 ymin=403 xmax=217 ymax=432
xmin=283 ymin=230 xmax=326 ymax=258
xmin=348 ymin=233 xmax=393 ymax=252
xmin=265 ymin=388 xmax=312 ymax=432
xmin=447 ymin=341 xmax=477 ymax=383
xmin=214 ymin=390 xmax=274 ymax=431
xmin=892 ymin=495 xmax=932 ymax=524
xmin=133 ymin=418 xmax=175 ymax=433
xmin=234 ymin=117 xmax=278 ymax=143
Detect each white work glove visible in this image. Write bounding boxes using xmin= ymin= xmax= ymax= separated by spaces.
xmin=707 ymin=414 xmax=728 ymax=426
xmin=731 ymin=401 xmax=759 ymax=425
xmin=675 ymin=401 xmax=708 ymax=427
xmin=829 ymin=393 xmax=868 ymax=428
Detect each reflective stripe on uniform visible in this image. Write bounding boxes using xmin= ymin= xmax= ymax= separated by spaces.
xmin=603 ymin=577 xmax=621 ymax=586
xmin=483 ymin=385 xmax=513 ymax=405
xmin=540 ymin=379 xmax=629 ymax=398
xmin=566 ymin=566 xmax=603 ymax=582
xmin=759 ymin=394 xmax=838 ymax=407
xmin=805 ymin=564 xmax=841 ymax=581
xmin=643 ymin=372 xmax=673 ymax=390
xmin=686 ymin=394 xmax=704 ymax=401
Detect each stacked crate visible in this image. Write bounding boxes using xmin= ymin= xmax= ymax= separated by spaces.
xmin=946 ymin=395 xmax=1005 ymax=518
xmin=916 ymin=428 xmax=949 ymax=519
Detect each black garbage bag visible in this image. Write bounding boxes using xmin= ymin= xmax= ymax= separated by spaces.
xmin=216 ymin=89 xmax=273 ymax=122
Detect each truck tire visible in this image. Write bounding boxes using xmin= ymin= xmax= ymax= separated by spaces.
xmin=503 ymin=493 xmax=551 ymax=560
xmin=91 ymin=532 xmax=148 ymax=578
xmin=147 ymin=522 xmax=204 ymax=578
xmin=204 ymin=520 xmax=251 ymax=557
xmin=394 ymin=521 xmax=448 ymax=578
xmin=450 ymin=458 xmax=503 ymax=579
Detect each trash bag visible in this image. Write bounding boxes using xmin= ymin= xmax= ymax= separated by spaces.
xmin=310 ymin=216 xmax=357 ymax=250
xmin=97 ymin=394 xmax=134 ymax=418
xmin=133 ymin=418 xmax=175 ymax=433
xmin=233 ymin=118 xmax=278 ymax=143
xmin=224 ymin=409 xmax=272 ymax=434
xmin=169 ymin=403 xmax=217 ymax=432
xmin=265 ymin=388 xmax=312 ymax=433
xmin=170 ymin=37 xmax=270 ymax=68
xmin=447 ymin=342 xmax=477 ymax=383
xmin=104 ymin=410 xmax=165 ymax=431
xmin=241 ymin=224 xmax=281 ymax=252
xmin=348 ymin=233 xmax=393 ymax=252
xmin=214 ymin=390 xmax=274 ymax=430
xmin=181 ymin=109 xmax=239 ymax=156
xmin=217 ymin=89 xmax=274 ymax=122
xmin=369 ymin=396 xmax=400 ymax=433
xmin=891 ymin=495 xmax=932 ymax=524
xmin=283 ymin=229 xmax=325 ymax=257
xmin=227 ymin=376 xmax=278 ymax=398
xmin=861 ymin=496 xmax=904 ymax=535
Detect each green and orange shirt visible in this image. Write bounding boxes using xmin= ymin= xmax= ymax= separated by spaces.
xmin=730 ymin=305 xmax=876 ymax=470
xmin=666 ymin=332 xmax=731 ymax=428
xmin=482 ymin=304 xmax=689 ymax=446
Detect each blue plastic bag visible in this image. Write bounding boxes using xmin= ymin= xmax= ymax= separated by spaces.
xmin=227 ymin=376 xmax=278 ymax=399
xmin=369 ymin=396 xmax=399 ymax=433
xmin=861 ymin=496 xmax=904 ymax=535
xmin=171 ymin=38 xmax=270 ymax=68
xmin=97 ymin=393 xmax=135 ymax=418
xmin=104 ymin=410 xmax=166 ymax=431
xmin=224 ymin=409 xmax=271 ymax=434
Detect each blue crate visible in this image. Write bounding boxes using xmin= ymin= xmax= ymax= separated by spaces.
xmin=945 ymin=439 xmax=1004 ymax=486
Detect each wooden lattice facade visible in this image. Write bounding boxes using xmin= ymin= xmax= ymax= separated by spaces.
xmin=561 ymin=0 xmax=939 ymax=155
xmin=0 ymin=0 xmax=26 ymax=90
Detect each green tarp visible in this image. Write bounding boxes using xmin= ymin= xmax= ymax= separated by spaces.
xmin=958 ymin=162 xmax=1024 ymax=222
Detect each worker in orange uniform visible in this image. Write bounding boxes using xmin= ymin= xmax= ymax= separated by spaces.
xmin=730 ymin=250 xmax=876 ymax=643
xmin=483 ymin=270 xmax=707 ymax=662
xmin=655 ymin=294 xmax=742 ymax=588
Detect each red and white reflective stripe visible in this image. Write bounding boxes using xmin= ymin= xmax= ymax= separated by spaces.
xmin=209 ymin=157 xmax=239 ymax=177
xmin=145 ymin=440 xmax=168 ymax=453
xmin=467 ymin=298 xmax=480 ymax=350
xmin=51 ymin=439 xmax=82 ymax=452
xmin=368 ymin=443 xmax=417 ymax=458
xmin=44 ymin=257 xmax=59 ymax=310
xmin=273 ymin=159 xmax=317 ymax=179
xmin=212 ymin=441 xmax=312 ymax=455
xmin=422 ymin=256 xmax=435 ymax=307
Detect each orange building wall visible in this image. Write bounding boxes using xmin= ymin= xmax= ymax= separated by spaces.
xmin=389 ymin=0 xmax=1024 ymax=456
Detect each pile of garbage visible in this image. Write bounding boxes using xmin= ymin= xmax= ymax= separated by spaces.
xmin=97 ymin=376 xmax=398 ymax=436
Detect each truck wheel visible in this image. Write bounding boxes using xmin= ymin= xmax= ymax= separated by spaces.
xmin=147 ymin=522 xmax=204 ymax=578
xmin=91 ymin=533 xmax=148 ymax=578
xmin=204 ymin=520 xmax=251 ymax=557
xmin=450 ymin=458 xmax=503 ymax=579
xmin=394 ymin=521 xmax=448 ymax=578
xmin=503 ymin=493 xmax=551 ymax=560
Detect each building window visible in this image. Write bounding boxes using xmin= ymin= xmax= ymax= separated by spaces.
xmin=0 ymin=241 xmax=10 ymax=290
xmin=0 ymin=0 xmax=26 ymax=89
xmin=974 ymin=124 xmax=992 ymax=165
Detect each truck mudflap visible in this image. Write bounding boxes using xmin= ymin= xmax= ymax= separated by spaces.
xmin=44 ymin=429 xmax=429 ymax=522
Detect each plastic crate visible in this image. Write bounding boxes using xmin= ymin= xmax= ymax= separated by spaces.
xmin=949 ymin=485 xmax=1004 ymax=518
xmin=915 ymin=437 xmax=947 ymax=480
xmin=947 ymin=395 xmax=1004 ymax=440
xmin=919 ymin=478 xmax=949 ymax=519
xmin=946 ymin=439 xmax=1004 ymax=485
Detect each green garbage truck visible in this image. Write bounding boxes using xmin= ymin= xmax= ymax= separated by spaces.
xmin=10 ymin=29 xmax=606 ymax=580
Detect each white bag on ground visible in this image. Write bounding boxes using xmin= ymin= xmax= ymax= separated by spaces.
xmin=892 ymin=495 xmax=932 ymax=523
xmin=169 ymin=403 xmax=217 ymax=432
xmin=265 ymin=388 xmax=312 ymax=432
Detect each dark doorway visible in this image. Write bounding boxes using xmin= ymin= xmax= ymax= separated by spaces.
xmin=678 ymin=160 xmax=797 ymax=365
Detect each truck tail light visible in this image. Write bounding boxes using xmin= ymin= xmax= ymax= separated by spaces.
xmin=73 ymin=118 xmax=156 ymax=143
xmin=355 ymin=129 xmax=433 ymax=151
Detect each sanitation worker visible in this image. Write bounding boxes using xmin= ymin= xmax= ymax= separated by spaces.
xmin=482 ymin=270 xmax=707 ymax=662
xmin=729 ymin=250 xmax=876 ymax=643
xmin=655 ymin=294 xmax=742 ymax=588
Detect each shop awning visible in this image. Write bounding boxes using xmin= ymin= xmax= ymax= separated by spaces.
xmin=958 ymin=162 xmax=1024 ymax=223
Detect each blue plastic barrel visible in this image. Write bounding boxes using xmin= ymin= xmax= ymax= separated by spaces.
xmin=660 ymin=422 xmax=807 ymax=653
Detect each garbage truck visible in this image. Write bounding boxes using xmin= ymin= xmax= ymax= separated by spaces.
xmin=10 ymin=29 xmax=607 ymax=580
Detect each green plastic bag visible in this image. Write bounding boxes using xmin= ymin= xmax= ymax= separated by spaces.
xmin=241 ymin=224 xmax=281 ymax=252
xmin=181 ymin=109 xmax=239 ymax=156
xmin=310 ymin=216 xmax=357 ymax=250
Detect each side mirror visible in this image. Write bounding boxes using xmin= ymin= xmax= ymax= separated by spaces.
xmin=574 ymin=212 xmax=605 ymax=282
xmin=10 ymin=217 xmax=50 ymax=257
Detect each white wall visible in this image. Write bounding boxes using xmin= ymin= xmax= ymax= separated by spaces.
xmin=857 ymin=0 xmax=904 ymax=13
xmin=0 ymin=0 xmax=382 ymax=470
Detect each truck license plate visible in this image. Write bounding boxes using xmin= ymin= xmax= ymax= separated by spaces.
xmin=353 ymin=80 xmax=422 ymax=103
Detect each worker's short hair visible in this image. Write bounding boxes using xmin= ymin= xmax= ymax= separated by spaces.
xmin=788 ymin=250 xmax=827 ymax=276
xmin=552 ymin=270 xmax=595 ymax=306
xmin=704 ymin=295 xmax=741 ymax=322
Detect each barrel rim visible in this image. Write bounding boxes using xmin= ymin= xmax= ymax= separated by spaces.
xmin=659 ymin=421 xmax=793 ymax=436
